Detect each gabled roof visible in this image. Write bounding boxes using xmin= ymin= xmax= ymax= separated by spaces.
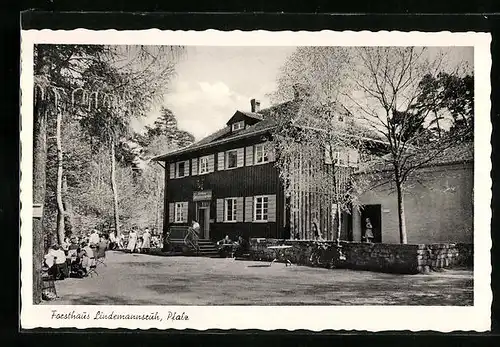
xmin=152 ymin=117 xmax=277 ymax=161
xmin=152 ymin=102 xmax=297 ymax=161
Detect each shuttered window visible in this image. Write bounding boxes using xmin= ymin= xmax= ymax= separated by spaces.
xmin=246 ymin=194 xmax=276 ymax=223
xmin=254 ymin=196 xmax=269 ymax=222
xmin=244 ymin=197 xmax=253 ymax=222
xmin=199 ymin=155 xmax=210 ymax=174
xmin=207 ymin=154 xmax=215 ymax=172
xmin=176 ymin=160 xmax=189 ymax=178
xmin=236 ymin=148 xmax=244 ymax=167
xmin=226 ymin=150 xmax=238 ymax=169
xmin=254 ymin=144 xmax=269 ymax=164
xmin=216 ymin=199 xmax=224 ymax=222
xmin=169 ymin=163 xmax=175 ymax=179
xmin=191 ymin=158 xmax=198 ymax=176
xmin=224 ymin=198 xmax=237 ymax=222
xmin=236 ymin=197 xmax=244 ymax=222
xmin=245 ymin=146 xmax=254 ymax=166
xmin=174 ymin=202 xmax=188 ymax=223
xmin=168 ymin=203 xmax=175 ymax=223
xmin=217 ymin=152 xmax=225 ymax=171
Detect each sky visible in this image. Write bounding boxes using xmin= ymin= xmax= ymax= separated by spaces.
xmin=131 ymin=46 xmax=296 ymax=140
xmin=131 ymin=46 xmax=473 ymax=141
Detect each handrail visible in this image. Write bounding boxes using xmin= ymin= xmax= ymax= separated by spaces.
xmin=183 ymin=228 xmax=200 ymax=254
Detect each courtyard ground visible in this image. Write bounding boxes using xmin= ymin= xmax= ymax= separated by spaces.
xmin=45 ymin=251 xmax=473 ymax=306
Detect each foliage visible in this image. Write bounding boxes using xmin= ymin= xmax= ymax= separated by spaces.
xmin=272 ymin=46 xmax=473 ymax=244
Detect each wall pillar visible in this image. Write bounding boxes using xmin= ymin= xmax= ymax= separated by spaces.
xmin=352 ymin=208 xmax=362 ymax=242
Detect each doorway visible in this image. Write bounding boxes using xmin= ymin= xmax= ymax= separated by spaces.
xmin=361 ymin=204 xmax=382 ymax=243
xmin=197 ymin=201 xmax=210 ymax=239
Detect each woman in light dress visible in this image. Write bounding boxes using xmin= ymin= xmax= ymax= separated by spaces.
xmin=127 ymin=228 xmax=138 ymax=253
xmin=141 ymin=227 xmax=151 ymax=253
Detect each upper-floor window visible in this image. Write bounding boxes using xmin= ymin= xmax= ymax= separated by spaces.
xmin=231 ymin=121 xmax=245 ymax=132
xmin=254 ymin=196 xmax=269 ymax=222
xmin=226 ymin=150 xmax=238 ymax=169
xmin=176 ymin=161 xmax=187 ymax=178
xmin=199 ymin=156 xmax=209 ymax=174
xmin=324 ymin=146 xmax=359 ymax=167
xmin=224 ymin=198 xmax=237 ymax=222
xmin=254 ymin=144 xmax=269 ymax=164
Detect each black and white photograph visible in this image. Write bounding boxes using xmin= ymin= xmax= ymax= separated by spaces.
xmin=20 ymin=30 xmax=491 ymax=331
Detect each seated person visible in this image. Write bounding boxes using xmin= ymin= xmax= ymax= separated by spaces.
xmin=108 ymin=232 xmax=117 ymax=250
xmin=79 ymin=241 xmax=95 ymax=274
xmin=217 ymin=235 xmax=233 ymax=257
xmin=44 ymin=244 xmax=69 ymax=280
xmin=233 ymin=236 xmax=249 ymax=258
xmin=217 ymin=235 xmax=232 ymax=246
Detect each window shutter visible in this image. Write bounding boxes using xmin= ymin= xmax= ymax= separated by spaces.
xmin=217 ymin=152 xmax=225 ymax=171
xmin=236 ymin=197 xmax=244 ymax=222
xmin=208 ymin=154 xmax=215 ymax=172
xmin=169 ymin=163 xmax=175 ymax=179
xmin=168 ymin=203 xmax=174 ymax=223
xmin=339 ymin=151 xmax=348 ymax=166
xmin=348 ymin=149 xmax=359 ymax=166
xmin=191 ymin=158 xmax=198 ymax=176
xmin=182 ymin=202 xmax=189 ymax=222
xmin=267 ymin=146 xmax=276 ymax=162
xmin=268 ymin=194 xmax=277 ymax=222
xmin=245 ymin=146 xmax=254 ymax=166
xmin=245 ymin=196 xmax=253 ymax=222
xmin=216 ymin=199 xmax=224 ymax=222
xmin=237 ymin=148 xmax=244 ymax=167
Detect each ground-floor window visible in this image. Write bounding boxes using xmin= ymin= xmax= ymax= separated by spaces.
xmin=224 ymin=198 xmax=237 ymax=222
xmin=174 ymin=202 xmax=187 ymax=223
xmin=254 ymin=195 xmax=269 ymax=221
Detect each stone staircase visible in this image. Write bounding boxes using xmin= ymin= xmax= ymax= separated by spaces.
xmin=196 ymin=239 xmax=219 ymax=257
xmin=169 ymin=238 xmax=219 ymax=257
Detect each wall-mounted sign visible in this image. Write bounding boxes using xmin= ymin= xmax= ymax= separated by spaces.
xmin=33 ymin=204 xmax=44 ymax=218
xmin=382 ymin=209 xmax=390 ymax=213
xmin=193 ymin=190 xmax=212 ymax=201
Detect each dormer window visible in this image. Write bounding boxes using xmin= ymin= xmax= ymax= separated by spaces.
xmin=231 ymin=121 xmax=245 ymax=132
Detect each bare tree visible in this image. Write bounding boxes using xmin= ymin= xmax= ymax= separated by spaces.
xmin=344 ymin=47 xmax=472 ymax=243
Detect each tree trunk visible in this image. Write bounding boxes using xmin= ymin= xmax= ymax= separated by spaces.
xmin=156 ymin=170 xmax=161 ymax=233
xmin=55 ymin=109 xmax=65 ymax=244
xmin=62 ymin=176 xmax=74 ymax=236
xmin=434 ymin=110 xmax=442 ymax=139
xmin=110 ymin=140 xmax=120 ymax=238
xmin=395 ymin=179 xmax=408 ymax=244
xmin=32 ymin=98 xmax=48 ymax=304
xmin=336 ymin=203 xmax=341 ymax=246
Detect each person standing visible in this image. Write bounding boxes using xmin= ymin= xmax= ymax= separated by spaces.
xmin=127 ymin=228 xmax=138 ymax=253
xmin=89 ymin=229 xmax=100 ymax=248
xmin=191 ymin=220 xmax=200 ymax=236
xmin=364 ymin=218 xmax=374 ymax=243
xmin=141 ymin=227 xmax=151 ymax=253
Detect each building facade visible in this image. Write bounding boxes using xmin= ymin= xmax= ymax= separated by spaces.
xmin=154 ymin=100 xmax=474 ymax=245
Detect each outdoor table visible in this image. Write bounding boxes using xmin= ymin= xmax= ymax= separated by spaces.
xmin=219 ymin=244 xmax=234 ymax=257
xmin=267 ymin=245 xmax=294 ymax=266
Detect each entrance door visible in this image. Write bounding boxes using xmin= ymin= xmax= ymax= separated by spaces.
xmin=361 ymin=204 xmax=382 ymax=243
xmin=197 ymin=202 xmax=210 ymax=239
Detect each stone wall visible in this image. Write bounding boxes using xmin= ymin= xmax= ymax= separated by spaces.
xmin=249 ymin=238 xmax=473 ymax=274
xmin=416 ymin=243 xmax=473 ymax=273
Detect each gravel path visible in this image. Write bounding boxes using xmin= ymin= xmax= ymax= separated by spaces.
xmin=44 ymin=251 xmax=473 ymax=306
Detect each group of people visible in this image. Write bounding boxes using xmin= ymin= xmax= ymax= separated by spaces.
xmin=43 ymin=229 xmax=112 ymax=280
xmin=216 ymin=235 xmax=249 ymax=258
xmin=125 ymin=227 xmax=152 ymax=253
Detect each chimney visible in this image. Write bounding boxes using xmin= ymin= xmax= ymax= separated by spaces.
xmin=250 ymin=99 xmax=261 ymax=113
